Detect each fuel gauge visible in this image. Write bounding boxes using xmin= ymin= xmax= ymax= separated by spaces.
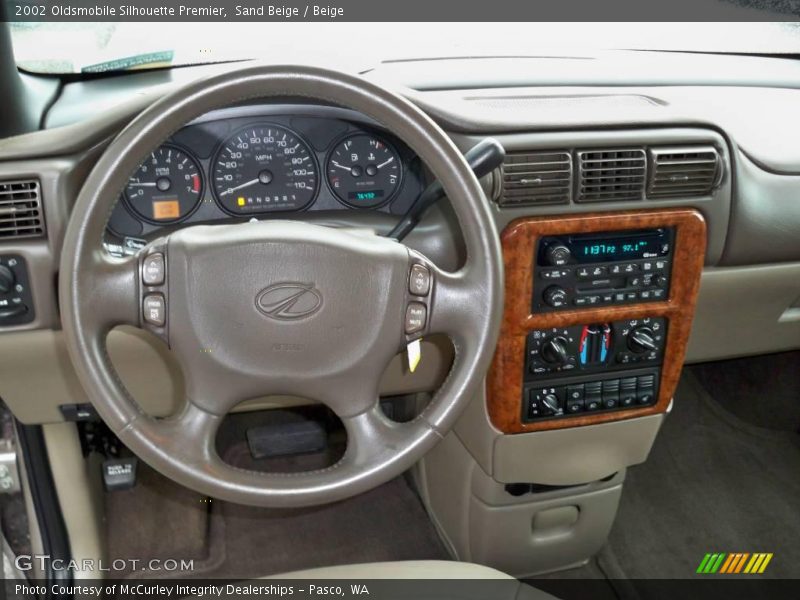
xmin=326 ymin=134 xmax=401 ymax=208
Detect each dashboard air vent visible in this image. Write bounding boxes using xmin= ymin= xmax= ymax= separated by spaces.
xmin=648 ymin=146 xmax=720 ymax=198
xmin=0 ymin=180 xmax=45 ymax=240
xmin=498 ymin=151 xmax=572 ymax=206
xmin=577 ymin=148 xmax=646 ymax=202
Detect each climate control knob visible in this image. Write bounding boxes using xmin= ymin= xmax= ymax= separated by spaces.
xmin=0 ymin=265 xmax=15 ymax=295
xmin=628 ymin=326 xmax=657 ymax=354
xmin=542 ymin=393 xmax=560 ymax=414
xmin=543 ymin=285 xmax=568 ymax=308
xmin=541 ymin=336 xmax=569 ymax=365
xmin=545 ymin=244 xmax=571 ymax=266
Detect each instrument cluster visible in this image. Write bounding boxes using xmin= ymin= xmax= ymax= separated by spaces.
xmin=105 ymin=105 xmax=424 ymax=251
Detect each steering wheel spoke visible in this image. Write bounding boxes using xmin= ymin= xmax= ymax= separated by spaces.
xmin=80 ymin=250 xmax=141 ymax=331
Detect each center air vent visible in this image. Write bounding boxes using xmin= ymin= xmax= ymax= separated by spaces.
xmin=648 ymin=146 xmax=720 ymax=198
xmin=497 ymin=151 xmax=572 ymax=206
xmin=577 ymin=149 xmax=646 ymax=202
xmin=0 ymin=180 xmax=44 ymax=240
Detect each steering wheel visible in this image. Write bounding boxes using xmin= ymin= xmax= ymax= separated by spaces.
xmin=59 ymin=65 xmax=503 ymax=507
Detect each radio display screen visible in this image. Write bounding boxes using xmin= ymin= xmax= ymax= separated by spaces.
xmin=572 ymin=236 xmax=665 ymax=261
xmin=537 ymin=228 xmax=672 ymax=265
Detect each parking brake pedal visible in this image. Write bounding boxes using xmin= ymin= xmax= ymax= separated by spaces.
xmin=102 ymin=457 xmax=138 ymax=492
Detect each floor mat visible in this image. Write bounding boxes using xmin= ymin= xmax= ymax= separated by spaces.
xmin=601 ymin=371 xmax=800 ymax=587
xmin=106 ymin=463 xmax=449 ymax=579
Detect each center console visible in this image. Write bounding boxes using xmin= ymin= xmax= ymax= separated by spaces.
xmin=488 ymin=208 xmax=705 ymax=433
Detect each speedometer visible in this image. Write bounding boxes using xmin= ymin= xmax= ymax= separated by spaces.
xmin=212 ymin=125 xmax=318 ymax=214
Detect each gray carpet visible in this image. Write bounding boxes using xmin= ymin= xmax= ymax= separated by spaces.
xmin=691 ymin=352 xmax=800 ymax=433
xmin=601 ymin=370 xmax=800 ymax=583
xmin=106 ymin=462 xmax=449 ymax=579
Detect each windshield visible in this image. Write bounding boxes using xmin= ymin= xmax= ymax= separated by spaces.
xmin=11 ymin=22 xmax=800 ymax=74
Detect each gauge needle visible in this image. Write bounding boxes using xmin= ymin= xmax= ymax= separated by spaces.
xmin=219 ymin=178 xmax=260 ymax=196
xmin=330 ymin=161 xmax=353 ymax=172
xmin=376 ymin=157 xmax=395 ymax=169
xmin=128 ymin=182 xmax=157 ymax=187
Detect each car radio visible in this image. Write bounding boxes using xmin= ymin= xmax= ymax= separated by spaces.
xmin=533 ymin=228 xmax=674 ymax=312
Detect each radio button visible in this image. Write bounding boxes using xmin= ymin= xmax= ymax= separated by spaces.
xmin=590 ymin=266 xmax=608 ymax=277
xmin=586 ymin=295 xmax=601 ymax=305
xmin=543 ymin=286 xmax=569 ymax=308
xmin=614 ymin=292 xmax=626 ymax=303
xmin=652 ymin=289 xmax=666 ymax=299
xmin=623 ymin=263 xmax=639 ymax=273
xmin=628 ymin=275 xmax=642 ymax=287
xmin=640 ymin=290 xmax=652 ymax=300
xmin=642 ymin=261 xmax=654 ymax=271
xmin=409 ymin=264 xmax=431 ymax=296
xmin=574 ymin=297 xmax=588 ymax=307
xmin=545 ymin=244 xmax=572 ymax=266
xmin=656 ymin=259 xmax=668 ymax=271
xmin=540 ymin=268 xmax=568 ymax=280
xmin=601 ymin=293 xmax=614 ymax=303
xmin=625 ymin=292 xmax=637 ymax=301
xmin=576 ymin=267 xmax=591 ymax=279
xmin=609 ymin=264 xmax=623 ymax=275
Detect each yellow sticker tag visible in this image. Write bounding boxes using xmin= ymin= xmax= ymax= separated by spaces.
xmin=407 ymin=338 xmax=422 ymax=373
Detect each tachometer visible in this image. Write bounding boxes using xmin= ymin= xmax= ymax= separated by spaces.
xmin=326 ymin=134 xmax=401 ymax=208
xmin=212 ymin=125 xmax=318 ymax=214
xmin=124 ymin=145 xmax=203 ymax=224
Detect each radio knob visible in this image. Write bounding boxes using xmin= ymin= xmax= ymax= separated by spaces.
xmin=0 ymin=265 xmax=15 ymax=295
xmin=541 ymin=336 xmax=569 ymax=365
xmin=545 ymin=244 xmax=572 ymax=266
xmin=628 ymin=326 xmax=657 ymax=354
xmin=543 ymin=285 xmax=568 ymax=308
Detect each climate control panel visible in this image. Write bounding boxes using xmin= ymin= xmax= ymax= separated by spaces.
xmin=522 ymin=316 xmax=666 ymax=422
xmin=524 ymin=369 xmax=659 ymax=421
xmin=526 ymin=317 xmax=667 ymax=378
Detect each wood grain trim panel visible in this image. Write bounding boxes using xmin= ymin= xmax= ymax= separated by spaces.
xmin=487 ymin=208 xmax=706 ymax=434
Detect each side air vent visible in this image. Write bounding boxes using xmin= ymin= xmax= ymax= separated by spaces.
xmin=0 ymin=180 xmax=45 ymax=240
xmin=648 ymin=146 xmax=721 ymax=198
xmin=576 ymin=148 xmax=647 ymax=202
xmin=497 ymin=151 xmax=572 ymax=206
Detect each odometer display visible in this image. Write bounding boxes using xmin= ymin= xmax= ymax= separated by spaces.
xmin=327 ymin=135 xmax=401 ymax=208
xmin=212 ymin=125 xmax=317 ymax=214
xmin=124 ymin=145 xmax=203 ymax=224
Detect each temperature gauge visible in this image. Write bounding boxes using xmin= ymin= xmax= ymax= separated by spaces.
xmin=326 ymin=134 xmax=402 ymax=208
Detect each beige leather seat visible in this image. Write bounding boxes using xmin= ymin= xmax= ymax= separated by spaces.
xmin=270 ymin=561 xmax=558 ymax=599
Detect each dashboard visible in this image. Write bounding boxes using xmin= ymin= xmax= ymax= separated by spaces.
xmin=104 ymin=105 xmax=426 ymax=255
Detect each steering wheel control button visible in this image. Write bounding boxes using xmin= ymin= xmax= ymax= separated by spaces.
xmin=409 ymin=264 xmax=431 ymax=296
xmin=143 ymin=294 xmax=166 ymax=327
xmin=405 ymin=302 xmax=427 ymax=334
xmin=142 ymin=253 xmax=165 ymax=286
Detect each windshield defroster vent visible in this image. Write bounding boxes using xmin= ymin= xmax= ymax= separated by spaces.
xmin=497 ymin=151 xmax=572 ymax=207
xmin=577 ymin=149 xmax=646 ymax=202
xmin=648 ymin=146 xmax=721 ymax=198
xmin=0 ymin=180 xmax=45 ymax=240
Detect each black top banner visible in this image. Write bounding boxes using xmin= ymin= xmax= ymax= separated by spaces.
xmin=3 ymin=0 xmax=800 ymax=22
